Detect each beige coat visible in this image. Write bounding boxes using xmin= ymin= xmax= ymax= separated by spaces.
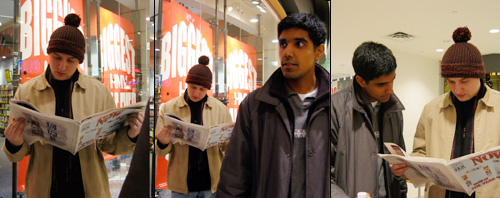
xmin=155 ymin=94 xmax=232 ymax=194
xmin=412 ymin=86 xmax=500 ymax=198
xmin=2 ymin=71 xmax=136 ymax=198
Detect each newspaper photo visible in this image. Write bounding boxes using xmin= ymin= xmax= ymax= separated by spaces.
xmin=10 ymin=100 xmax=147 ymax=155
xmin=379 ymin=142 xmax=500 ymax=195
xmin=163 ymin=114 xmax=234 ymax=151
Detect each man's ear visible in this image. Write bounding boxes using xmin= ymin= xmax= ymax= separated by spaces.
xmin=314 ymin=44 xmax=325 ymax=61
xmin=356 ymin=75 xmax=367 ymax=88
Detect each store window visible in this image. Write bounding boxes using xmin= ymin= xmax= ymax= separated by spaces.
xmin=0 ymin=1 xmax=15 ymax=196
xmin=0 ymin=0 xmax=152 ymax=197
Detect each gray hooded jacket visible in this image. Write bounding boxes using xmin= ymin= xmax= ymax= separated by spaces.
xmin=331 ymin=80 xmax=407 ymax=198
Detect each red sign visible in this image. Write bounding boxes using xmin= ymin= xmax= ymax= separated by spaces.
xmin=99 ymin=7 xmax=137 ymax=108
xmin=160 ymin=0 xmax=214 ymax=104
xmin=226 ymin=36 xmax=258 ymax=121
xmin=19 ymin=0 xmax=84 ymax=84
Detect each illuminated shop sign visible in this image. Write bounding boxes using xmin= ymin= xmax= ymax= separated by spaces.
xmin=19 ymin=0 xmax=84 ymax=83
xmin=99 ymin=7 xmax=137 ymax=107
xmin=160 ymin=0 xmax=213 ymax=104
xmin=226 ymin=36 xmax=257 ymax=121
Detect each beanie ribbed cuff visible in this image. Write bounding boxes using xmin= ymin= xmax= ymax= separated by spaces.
xmin=186 ymin=74 xmax=212 ymax=89
xmin=441 ymin=63 xmax=485 ymax=78
xmin=47 ymin=39 xmax=85 ymax=63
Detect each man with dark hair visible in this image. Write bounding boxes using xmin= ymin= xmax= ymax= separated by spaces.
xmin=331 ymin=41 xmax=407 ymax=198
xmin=217 ymin=13 xmax=330 ymax=197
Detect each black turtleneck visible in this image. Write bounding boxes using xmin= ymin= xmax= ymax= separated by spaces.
xmin=46 ymin=68 xmax=85 ymax=198
xmin=184 ymin=92 xmax=211 ymax=192
xmin=446 ymin=80 xmax=486 ymax=198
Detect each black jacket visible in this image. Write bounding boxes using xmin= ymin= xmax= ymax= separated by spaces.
xmin=217 ymin=64 xmax=330 ymax=197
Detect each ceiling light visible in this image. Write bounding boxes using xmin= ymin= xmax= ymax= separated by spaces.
xmin=251 ymin=1 xmax=259 ymax=5
xmin=250 ymin=18 xmax=259 ymax=23
xmin=260 ymin=9 xmax=266 ymax=13
xmin=257 ymin=58 xmax=262 ymax=61
xmin=227 ymin=6 xmax=233 ymax=12
xmin=272 ymin=39 xmax=279 ymax=43
xmin=2 ymin=56 xmax=5 ymax=59
xmin=155 ymin=48 xmax=160 ymax=51
xmin=436 ymin=49 xmax=444 ymax=52
xmin=256 ymin=5 xmax=262 ymax=10
xmin=489 ymin=29 xmax=500 ymax=34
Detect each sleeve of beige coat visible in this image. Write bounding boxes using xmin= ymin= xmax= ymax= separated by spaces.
xmin=154 ymin=103 xmax=173 ymax=157
xmin=219 ymin=103 xmax=233 ymax=153
xmin=1 ymin=85 xmax=33 ymax=161
xmin=411 ymin=104 xmax=428 ymax=157
xmin=97 ymin=86 xmax=136 ymax=155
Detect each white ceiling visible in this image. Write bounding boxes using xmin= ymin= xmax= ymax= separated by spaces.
xmin=331 ymin=0 xmax=500 ymax=79
xmin=0 ymin=0 xmax=14 ymax=29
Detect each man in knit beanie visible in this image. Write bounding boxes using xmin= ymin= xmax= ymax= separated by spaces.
xmin=2 ymin=13 xmax=144 ymax=198
xmin=155 ymin=55 xmax=232 ymax=197
xmin=393 ymin=27 xmax=500 ymax=197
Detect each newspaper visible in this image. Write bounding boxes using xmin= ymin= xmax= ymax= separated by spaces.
xmin=163 ymin=114 xmax=234 ymax=151
xmin=379 ymin=142 xmax=500 ymax=195
xmin=10 ymin=99 xmax=146 ymax=155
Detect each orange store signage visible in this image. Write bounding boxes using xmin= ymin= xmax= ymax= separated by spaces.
xmin=99 ymin=7 xmax=137 ymax=108
xmin=226 ymin=36 xmax=258 ymax=121
xmin=160 ymin=0 xmax=213 ymax=104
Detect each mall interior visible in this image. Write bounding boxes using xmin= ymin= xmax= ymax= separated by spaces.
xmin=1 ymin=0 xmax=500 ymax=198
xmin=0 ymin=0 xmax=330 ymax=197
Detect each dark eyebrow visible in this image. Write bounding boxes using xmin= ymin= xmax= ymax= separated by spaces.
xmin=294 ymin=38 xmax=308 ymax=43
xmin=279 ymin=37 xmax=309 ymax=43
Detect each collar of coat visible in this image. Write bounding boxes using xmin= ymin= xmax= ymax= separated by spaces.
xmin=36 ymin=69 xmax=93 ymax=91
xmin=255 ymin=63 xmax=330 ymax=107
xmin=352 ymin=77 xmax=405 ymax=114
xmin=173 ymin=91 xmax=218 ymax=109
xmin=440 ymin=84 xmax=496 ymax=109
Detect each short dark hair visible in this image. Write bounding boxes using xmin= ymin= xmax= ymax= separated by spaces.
xmin=277 ymin=13 xmax=326 ymax=48
xmin=352 ymin=41 xmax=397 ymax=82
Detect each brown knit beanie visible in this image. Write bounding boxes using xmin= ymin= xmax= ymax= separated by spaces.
xmin=441 ymin=27 xmax=485 ymax=78
xmin=47 ymin=14 xmax=86 ymax=63
xmin=186 ymin=56 xmax=212 ymax=89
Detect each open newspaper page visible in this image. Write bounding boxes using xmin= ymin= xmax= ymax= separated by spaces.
xmin=380 ymin=143 xmax=500 ymax=195
xmin=75 ymin=102 xmax=146 ymax=152
xmin=204 ymin=122 xmax=234 ymax=149
xmin=163 ymin=115 xmax=234 ymax=151
xmin=379 ymin=143 xmax=465 ymax=192
xmin=445 ymin=145 xmax=500 ymax=195
xmin=10 ymin=100 xmax=81 ymax=154
xmin=10 ymin=100 xmax=146 ymax=154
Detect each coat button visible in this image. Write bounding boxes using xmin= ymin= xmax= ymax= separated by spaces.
xmin=308 ymin=150 xmax=314 ymax=156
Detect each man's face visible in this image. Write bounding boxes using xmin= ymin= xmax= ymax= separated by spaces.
xmin=278 ymin=28 xmax=324 ymax=81
xmin=187 ymin=83 xmax=208 ymax=102
xmin=446 ymin=77 xmax=481 ymax=102
xmin=49 ymin=52 xmax=79 ymax=80
xmin=357 ymin=71 xmax=396 ymax=103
